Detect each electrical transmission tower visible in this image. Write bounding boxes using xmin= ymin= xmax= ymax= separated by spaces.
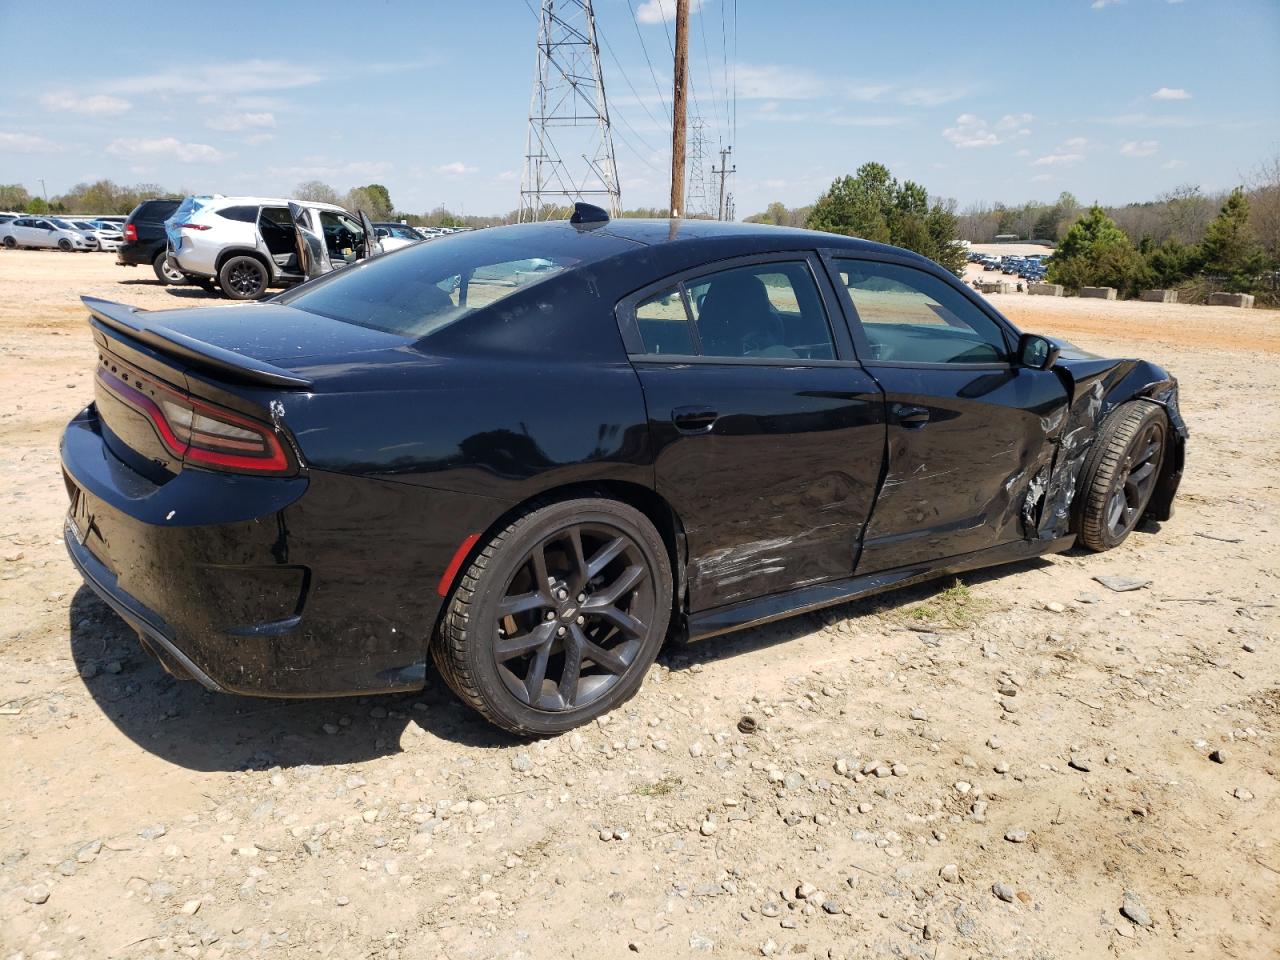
xmin=519 ymin=0 xmax=621 ymax=222
xmin=685 ymin=116 xmax=711 ymax=218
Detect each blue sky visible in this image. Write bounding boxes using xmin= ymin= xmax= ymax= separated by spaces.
xmin=1 ymin=0 xmax=1277 ymax=217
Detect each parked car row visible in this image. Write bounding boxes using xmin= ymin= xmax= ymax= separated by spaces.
xmin=0 ymin=214 xmax=123 ymax=252
xmin=968 ymin=251 xmax=1050 ymax=284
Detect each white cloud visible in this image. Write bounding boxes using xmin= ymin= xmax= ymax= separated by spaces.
xmin=206 ymin=111 xmax=275 ymax=132
xmin=635 ymin=0 xmax=702 ymax=24
xmin=435 ymin=161 xmax=477 ymax=176
xmin=244 ymin=133 xmax=275 ymax=146
xmin=1120 ymin=139 xmax=1159 ymax=157
xmin=106 ymin=137 xmax=229 ymax=164
xmin=40 ymin=92 xmax=132 ymax=116
xmin=0 ymin=131 xmax=63 ymax=153
xmin=735 ymin=64 xmax=826 ymax=100
xmin=1032 ymin=151 xmax=1085 ymax=167
xmin=1151 ymin=86 xmax=1191 ymax=100
xmin=106 ymin=60 xmax=321 ymax=96
xmin=495 ymin=170 xmax=518 ymax=182
xmin=940 ymin=113 xmax=1033 ymax=149
xmin=897 ymin=86 xmax=966 ymax=107
xmin=1091 ymin=0 xmax=1123 ymax=8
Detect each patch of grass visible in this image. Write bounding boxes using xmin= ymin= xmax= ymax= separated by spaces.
xmin=897 ymin=579 xmax=993 ymax=629
xmin=633 ymin=774 xmax=681 ymax=797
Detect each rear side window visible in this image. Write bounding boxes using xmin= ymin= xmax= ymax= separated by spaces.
xmin=635 ymin=287 xmax=695 ymax=355
xmin=217 ymin=205 xmax=259 ymax=223
xmin=629 ymin=260 xmax=836 ymax=361
xmin=134 ymin=199 xmax=181 ymax=222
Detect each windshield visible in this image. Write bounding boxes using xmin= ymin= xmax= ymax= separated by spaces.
xmin=51 ymin=219 xmax=76 ymax=230
xmin=279 ymin=227 xmax=623 ymax=339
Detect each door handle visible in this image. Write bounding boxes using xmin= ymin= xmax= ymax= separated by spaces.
xmin=893 ymin=404 xmax=931 ymax=428
xmin=672 ymin=406 xmax=718 ymax=433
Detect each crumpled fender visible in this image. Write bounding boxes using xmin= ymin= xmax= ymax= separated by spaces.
xmin=1036 ymin=353 xmax=1187 ymax=539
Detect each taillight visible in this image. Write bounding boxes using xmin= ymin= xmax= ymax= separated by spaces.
xmin=96 ymin=363 xmax=291 ymax=475
xmin=123 ymin=223 xmax=137 ymax=241
xmin=177 ymin=223 xmax=211 ymax=231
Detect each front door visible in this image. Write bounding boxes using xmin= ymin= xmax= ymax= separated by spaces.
xmin=619 ymin=254 xmax=887 ymax=612
xmin=827 ymin=255 xmax=1070 ymax=572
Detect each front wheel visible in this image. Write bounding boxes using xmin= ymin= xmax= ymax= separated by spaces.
xmin=433 ymin=498 xmax=672 ymax=736
xmin=1077 ymin=401 xmax=1168 ymax=551
xmin=58 ymin=238 xmax=73 ymax=251
xmin=218 ymin=255 xmax=269 ymax=300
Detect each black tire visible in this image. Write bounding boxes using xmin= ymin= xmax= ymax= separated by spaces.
xmin=58 ymin=238 xmax=73 ymax=251
xmin=1076 ymin=401 xmax=1168 ymax=552
xmin=218 ymin=255 xmax=269 ymax=300
xmin=152 ymin=253 xmax=184 ymax=285
xmin=2 ymin=236 xmax=15 ymax=249
xmin=433 ymin=498 xmax=672 ymax=736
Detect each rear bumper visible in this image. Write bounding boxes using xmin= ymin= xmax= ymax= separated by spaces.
xmin=60 ymin=405 xmax=490 ymax=698
xmin=116 ymin=239 xmax=163 ymax=267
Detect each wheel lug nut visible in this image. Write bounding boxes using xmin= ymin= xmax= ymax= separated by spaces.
xmin=577 ymin=594 xmax=586 ymax=603
xmin=557 ymin=626 xmax=566 ymax=636
xmin=556 ymin=589 xmax=568 ymax=601
xmin=576 ymin=615 xmax=585 ymax=625
xmin=545 ymin=611 xmax=555 ymax=621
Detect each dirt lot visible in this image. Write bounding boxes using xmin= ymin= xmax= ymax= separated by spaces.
xmin=1 ymin=248 xmax=1277 ymax=960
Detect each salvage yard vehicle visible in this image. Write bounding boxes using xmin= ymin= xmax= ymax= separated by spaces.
xmin=118 ymin=198 xmax=185 ymax=284
xmin=166 ymin=196 xmax=378 ymax=301
xmin=0 ymin=216 xmax=95 ymax=251
xmin=60 ymin=205 xmax=1186 ymax=735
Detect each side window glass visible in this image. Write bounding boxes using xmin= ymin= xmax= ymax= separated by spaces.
xmin=836 ymin=259 xmax=1008 ymax=364
xmin=685 ymin=261 xmax=834 ymax=360
xmin=635 ymin=286 xmax=694 ymax=355
xmin=258 ymin=207 xmax=296 ymax=257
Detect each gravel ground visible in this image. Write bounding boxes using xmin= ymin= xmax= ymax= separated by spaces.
xmin=1 ymin=248 xmax=1277 ymax=959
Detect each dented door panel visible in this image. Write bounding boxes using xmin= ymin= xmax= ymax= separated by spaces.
xmin=856 ymin=364 xmax=1069 ymax=572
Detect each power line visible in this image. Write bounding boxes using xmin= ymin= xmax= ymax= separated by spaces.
xmin=624 ymin=0 xmax=671 ymax=122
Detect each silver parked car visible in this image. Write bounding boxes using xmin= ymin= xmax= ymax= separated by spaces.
xmin=166 ymin=195 xmax=380 ymax=299
xmin=0 ymin=216 xmax=94 ymax=251
xmin=70 ymin=219 xmax=122 ymax=252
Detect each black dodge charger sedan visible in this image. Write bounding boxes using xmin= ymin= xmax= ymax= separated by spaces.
xmin=61 ymin=206 xmax=1186 ymax=734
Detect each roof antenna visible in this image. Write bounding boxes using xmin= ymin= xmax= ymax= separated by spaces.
xmin=570 ymin=201 xmax=610 ymax=224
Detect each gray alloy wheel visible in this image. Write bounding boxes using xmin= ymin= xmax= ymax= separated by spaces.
xmin=1077 ymin=401 xmax=1168 ymax=552
xmin=433 ymin=498 xmax=672 ymax=736
xmin=58 ymin=238 xmax=73 ymax=251
xmin=218 ymin=256 xmax=269 ymax=300
xmin=2 ymin=236 xmax=15 ymax=249
xmin=153 ymin=253 xmax=185 ymax=285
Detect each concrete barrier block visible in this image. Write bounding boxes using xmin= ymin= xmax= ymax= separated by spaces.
xmin=1080 ymin=286 xmax=1117 ymax=300
xmin=1140 ymin=289 xmax=1178 ymax=303
xmin=1029 ymin=283 xmax=1064 ymax=297
xmin=1207 ymin=292 xmax=1254 ymax=308
xmin=976 ymin=281 xmax=1015 ymax=294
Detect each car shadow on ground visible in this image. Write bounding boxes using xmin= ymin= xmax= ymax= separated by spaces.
xmin=69 ymin=557 xmax=1059 ymax=771
xmin=162 ymin=287 xmax=222 ymax=300
xmin=68 ymin=586 xmax=514 ymax=774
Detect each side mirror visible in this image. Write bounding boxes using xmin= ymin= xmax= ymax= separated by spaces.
xmin=1018 ymin=333 xmax=1060 ymax=370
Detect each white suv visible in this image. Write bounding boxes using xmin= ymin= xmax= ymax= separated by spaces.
xmin=166 ymin=196 xmax=379 ymax=299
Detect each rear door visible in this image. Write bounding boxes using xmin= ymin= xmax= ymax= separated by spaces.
xmin=618 ymin=253 xmax=887 ymax=612
xmin=826 ymin=255 xmax=1069 ymax=572
xmin=29 ymin=219 xmax=57 ymax=247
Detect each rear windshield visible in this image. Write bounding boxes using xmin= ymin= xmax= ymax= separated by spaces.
xmin=278 ymin=227 xmax=626 ymax=339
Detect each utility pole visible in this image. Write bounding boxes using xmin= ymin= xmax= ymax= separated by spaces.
xmin=712 ymin=145 xmax=735 ymax=221
xmin=669 ymin=0 xmax=689 ymax=217
xmin=519 ymin=0 xmax=621 ymax=221
xmin=38 ymin=178 xmax=48 ymax=203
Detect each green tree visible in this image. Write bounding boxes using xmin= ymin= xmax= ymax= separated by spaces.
xmin=0 ymin=184 xmax=31 ymax=210
xmin=1199 ymin=187 xmax=1267 ymax=291
xmin=25 ymin=196 xmax=49 ymax=214
xmin=806 ymin=162 xmax=965 ymax=274
xmin=1048 ymin=205 xmax=1150 ymax=296
xmin=344 ymin=183 xmax=393 ymax=219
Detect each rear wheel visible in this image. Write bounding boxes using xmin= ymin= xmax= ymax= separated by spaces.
xmin=152 ymin=253 xmax=184 ymax=285
xmin=2 ymin=236 xmax=15 ymax=249
xmin=1077 ymin=401 xmax=1168 ymax=551
xmin=218 ymin=256 xmax=269 ymax=300
xmin=433 ymin=498 xmax=672 ymax=736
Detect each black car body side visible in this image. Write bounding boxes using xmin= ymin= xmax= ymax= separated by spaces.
xmin=61 ymin=219 xmax=1186 ymax=698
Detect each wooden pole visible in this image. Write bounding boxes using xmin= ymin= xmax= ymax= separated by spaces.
xmin=669 ymin=0 xmax=689 ymax=218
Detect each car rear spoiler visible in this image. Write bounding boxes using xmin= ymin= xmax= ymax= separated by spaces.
xmin=82 ymin=296 xmax=313 ymax=390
